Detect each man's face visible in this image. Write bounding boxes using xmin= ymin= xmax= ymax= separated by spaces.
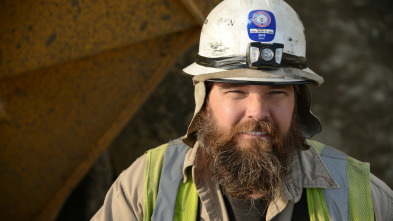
xmin=194 ymin=82 xmax=303 ymax=200
xmin=207 ymin=82 xmax=295 ymax=150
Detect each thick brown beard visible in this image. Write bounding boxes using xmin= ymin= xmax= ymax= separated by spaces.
xmin=194 ymin=107 xmax=304 ymax=201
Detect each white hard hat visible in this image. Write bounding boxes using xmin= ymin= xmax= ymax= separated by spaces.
xmin=182 ymin=0 xmax=323 ymax=146
xmin=183 ymin=0 xmax=324 ymax=85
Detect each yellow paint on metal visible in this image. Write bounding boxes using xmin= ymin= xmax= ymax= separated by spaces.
xmin=0 ymin=0 xmax=198 ymax=79
xmin=0 ymin=0 xmax=222 ymax=220
xmin=0 ymin=28 xmax=200 ymax=221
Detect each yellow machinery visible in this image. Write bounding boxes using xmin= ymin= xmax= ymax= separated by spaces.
xmin=0 ymin=0 xmax=221 ymax=220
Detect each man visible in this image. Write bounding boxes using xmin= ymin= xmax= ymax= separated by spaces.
xmin=93 ymin=0 xmax=393 ymax=220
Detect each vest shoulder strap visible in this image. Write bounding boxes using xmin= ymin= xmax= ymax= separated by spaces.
xmin=306 ymin=140 xmax=374 ymax=221
xmin=143 ymin=138 xmax=198 ymax=221
xmin=346 ymin=156 xmax=374 ymax=221
xmin=143 ymin=143 xmax=168 ymax=221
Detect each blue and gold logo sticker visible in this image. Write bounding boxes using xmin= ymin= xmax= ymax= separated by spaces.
xmin=248 ymin=10 xmax=276 ymax=42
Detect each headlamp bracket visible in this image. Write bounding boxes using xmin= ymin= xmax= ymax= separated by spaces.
xmin=246 ymin=42 xmax=284 ymax=70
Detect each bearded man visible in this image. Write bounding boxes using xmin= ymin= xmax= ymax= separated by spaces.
xmin=194 ymin=83 xmax=304 ymax=202
xmin=93 ymin=0 xmax=393 ymax=220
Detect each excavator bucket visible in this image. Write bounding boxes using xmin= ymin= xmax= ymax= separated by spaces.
xmin=0 ymin=0 xmax=221 ymax=220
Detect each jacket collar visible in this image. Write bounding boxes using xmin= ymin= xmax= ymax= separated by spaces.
xmin=282 ymin=140 xmax=339 ymax=203
xmin=182 ymin=140 xmax=199 ymax=183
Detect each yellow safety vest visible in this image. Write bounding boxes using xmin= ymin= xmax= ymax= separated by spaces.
xmin=143 ymin=138 xmax=374 ymax=221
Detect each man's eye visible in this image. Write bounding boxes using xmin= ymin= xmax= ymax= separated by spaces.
xmin=226 ymin=90 xmax=245 ymax=94
xmin=270 ymin=91 xmax=286 ymax=95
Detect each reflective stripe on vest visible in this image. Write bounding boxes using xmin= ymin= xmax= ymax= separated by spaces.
xmin=143 ymin=139 xmax=374 ymax=220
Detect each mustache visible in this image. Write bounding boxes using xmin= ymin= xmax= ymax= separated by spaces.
xmin=221 ymin=119 xmax=278 ymax=144
xmin=232 ymin=120 xmax=275 ymax=135
xmin=205 ymin=119 xmax=280 ymax=157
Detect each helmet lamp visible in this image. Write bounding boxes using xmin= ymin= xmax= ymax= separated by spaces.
xmin=249 ymin=46 xmax=260 ymax=63
xmin=261 ymin=48 xmax=274 ymax=61
xmin=246 ymin=42 xmax=284 ymax=69
xmin=275 ymin=48 xmax=283 ymax=64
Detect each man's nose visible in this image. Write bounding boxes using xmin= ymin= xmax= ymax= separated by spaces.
xmin=246 ymin=95 xmax=270 ymax=121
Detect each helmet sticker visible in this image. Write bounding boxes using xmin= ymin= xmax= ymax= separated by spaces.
xmin=248 ymin=10 xmax=276 ymax=42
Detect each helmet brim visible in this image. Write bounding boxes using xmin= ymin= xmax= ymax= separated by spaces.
xmin=183 ymin=62 xmax=324 ymax=86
